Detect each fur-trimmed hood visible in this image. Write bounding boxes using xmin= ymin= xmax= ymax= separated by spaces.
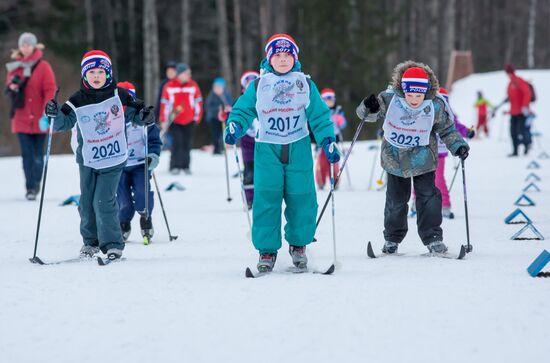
xmin=389 ymin=60 xmax=439 ymax=99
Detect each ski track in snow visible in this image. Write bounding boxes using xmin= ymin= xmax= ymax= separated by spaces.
xmin=1 ymin=70 xmax=549 ymax=363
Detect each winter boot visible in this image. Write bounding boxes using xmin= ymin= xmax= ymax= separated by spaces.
xmin=289 ymin=245 xmax=308 ymax=269
xmin=442 ymin=208 xmax=455 ymax=219
xmin=80 ymin=245 xmax=100 ymax=258
xmin=120 ymin=223 xmax=131 ymax=242
xmin=382 ymin=241 xmax=399 ymax=254
xmin=140 ymin=215 xmax=154 ymax=245
xmin=427 ymin=240 xmax=448 ymax=254
xmin=257 ymin=252 xmax=277 ymax=273
xmin=106 ymin=248 xmax=123 ymax=260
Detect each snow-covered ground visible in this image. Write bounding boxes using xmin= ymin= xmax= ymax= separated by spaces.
xmin=1 ymin=71 xmax=549 ymax=363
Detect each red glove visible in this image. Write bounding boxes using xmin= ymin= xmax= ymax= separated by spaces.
xmin=218 ymin=108 xmax=228 ymax=122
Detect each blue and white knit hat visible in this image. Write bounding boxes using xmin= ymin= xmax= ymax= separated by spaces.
xmin=401 ymin=67 xmax=430 ymax=94
xmin=265 ymin=34 xmax=299 ymax=63
xmin=81 ymin=50 xmax=112 ymax=80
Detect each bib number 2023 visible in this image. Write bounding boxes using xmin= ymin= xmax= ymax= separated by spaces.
xmin=390 ymin=132 xmax=420 ymax=147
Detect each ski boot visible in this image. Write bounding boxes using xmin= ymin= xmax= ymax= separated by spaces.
xmin=382 ymin=241 xmax=399 ymax=254
xmin=120 ymin=223 xmax=131 ymax=242
xmin=140 ymin=215 xmax=154 ymax=245
xmin=80 ymin=245 xmax=100 ymax=258
xmin=427 ymin=240 xmax=448 ymax=254
xmin=106 ymin=248 xmax=123 ymax=261
xmin=257 ymin=252 xmax=277 ymax=273
xmin=25 ymin=190 xmax=37 ymax=201
xmin=289 ymin=245 xmax=308 ymax=269
xmin=442 ymin=208 xmax=455 ymax=219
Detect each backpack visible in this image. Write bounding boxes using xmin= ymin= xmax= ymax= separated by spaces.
xmin=527 ymin=82 xmax=536 ymax=102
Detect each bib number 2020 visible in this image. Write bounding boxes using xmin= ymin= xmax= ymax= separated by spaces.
xmin=390 ymin=132 xmax=420 ymax=147
xmin=268 ymin=115 xmax=300 ymax=132
xmin=92 ymin=141 xmax=121 ymax=159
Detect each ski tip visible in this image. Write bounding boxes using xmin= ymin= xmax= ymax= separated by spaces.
xmin=143 ymin=236 xmax=151 ymax=245
xmin=245 ymin=267 xmax=255 ymax=278
xmin=457 ymin=245 xmax=467 ymax=260
xmin=367 ymin=241 xmax=377 ymax=259
xmin=322 ymin=264 xmax=335 ymax=275
xmin=29 ymin=256 xmax=45 ymax=265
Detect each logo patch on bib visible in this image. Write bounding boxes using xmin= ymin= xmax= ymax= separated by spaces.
xmin=94 ymin=111 xmax=110 ymax=135
xmin=272 ymin=80 xmax=294 ymax=105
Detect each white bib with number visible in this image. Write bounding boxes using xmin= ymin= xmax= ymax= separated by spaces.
xmin=126 ymin=123 xmax=146 ymax=167
xmin=68 ymin=90 xmax=127 ymax=169
xmin=255 ymin=72 xmax=310 ymax=145
xmin=383 ymin=96 xmax=434 ymax=149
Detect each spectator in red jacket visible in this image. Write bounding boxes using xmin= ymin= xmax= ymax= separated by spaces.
xmin=5 ymin=32 xmax=56 ymax=200
xmin=159 ymin=63 xmax=203 ymax=174
xmin=505 ymin=64 xmax=532 ymax=156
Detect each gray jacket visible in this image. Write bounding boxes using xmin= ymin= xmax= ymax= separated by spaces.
xmin=356 ymin=60 xmax=469 ymax=178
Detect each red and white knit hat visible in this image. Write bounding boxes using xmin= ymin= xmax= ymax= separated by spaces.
xmin=439 ymin=87 xmax=449 ymax=101
xmin=265 ymin=34 xmax=299 ymax=63
xmin=401 ymin=67 xmax=430 ymax=94
xmin=117 ymin=81 xmax=136 ymax=97
xmin=81 ymin=50 xmax=112 ymax=79
xmin=320 ymin=88 xmax=336 ymax=100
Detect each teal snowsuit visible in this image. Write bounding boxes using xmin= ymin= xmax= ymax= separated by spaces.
xmin=225 ymin=60 xmax=335 ymax=253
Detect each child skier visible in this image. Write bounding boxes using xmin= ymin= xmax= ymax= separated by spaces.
xmin=436 ymin=88 xmax=474 ymax=218
xmin=220 ymin=71 xmax=260 ymax=209
xmin=224 ymin=34 xmax=339 ymax=272
xmin=45 ymin=50 xmax=155 ymax=260
xmin=474 ymin=91 xmax=493 ymax=137
xmin=356 ymin=61 xmax=469 ymax=254
xmin=116 ymin=81 xmax=162 ymax=244
xmin=316 ymin=88 xmax=347 ymax=190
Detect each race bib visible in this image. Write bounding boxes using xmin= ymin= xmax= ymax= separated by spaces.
xmin=68 ymin=90 xmax=127 ymax=169
xmin=383 ymin=96 xmax=434 ymax=149
xmin=126 ymin=123 xmax=146 ymax=167
xmin=255 ymin=72 xmax=310 ymax=145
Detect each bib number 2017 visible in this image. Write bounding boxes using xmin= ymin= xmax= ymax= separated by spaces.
xmin=268 ymin=116 xmax=300 ymax=132
xmin=92 ymin=141 xmax=121 ymax=159
xmin=390 ymin=132 xmax=420 ymax=147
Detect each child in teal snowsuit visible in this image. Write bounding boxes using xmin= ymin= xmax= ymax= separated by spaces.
xmin=224 ymin=34 xmax=340 ymax=272
xmin=45 ymin=50 xmax=155 ymax=260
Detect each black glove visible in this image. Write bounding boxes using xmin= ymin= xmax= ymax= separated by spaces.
xmin=45 ymin=99 xmax=59 ymax=118
xmin=467 ymin=128 xmax=475 ymax=139
xmin=455 ymin=146 xmax=469 ymax=160
xmin=363 ymin=94 xmax=380 ymax=113
xmin=140 ymin=106 xmax=156 ymax=125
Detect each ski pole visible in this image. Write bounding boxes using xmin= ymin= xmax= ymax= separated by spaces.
xmin=329 ymin=162 xmax=338 ymax=266
xmin=234 ymin=147 xmax=252 ymax=238
xmin=152 ymin=172 xmax=178 ymax=241
xmin=30 ymin=88 xmax=59 ymax=265
xmin=221 ymin=122 xmax=232 ymax=202
xmin=460 ymin=159 xmax=472 ymax=253
xmin=143 ymin=124 xmax=151 ymax=245
xmin=376 ymin=169 xmax=385 ymax=187
xmin=448 ymin=161 xmax=460 ymax=193
xmin=368 ymin=141 xmax=379 ymax=191
xmin=316 ymin=118 xmax=366 ymax=229
xmin=338 ymin=136 xmax=352 ymax=189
